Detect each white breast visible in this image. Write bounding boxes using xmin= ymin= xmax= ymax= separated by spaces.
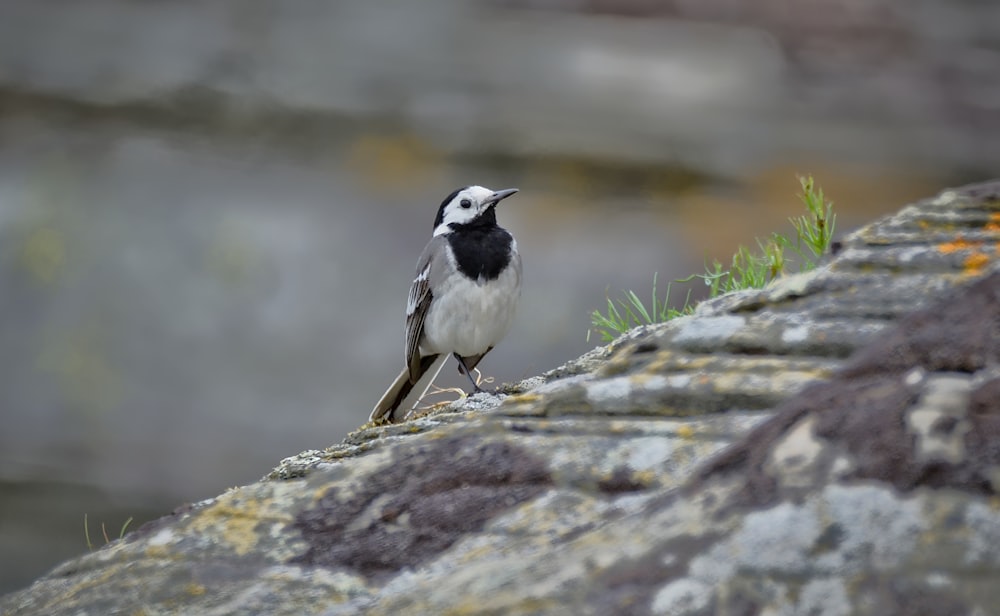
xmin=419 ymin=256 xmax=521 ymax=357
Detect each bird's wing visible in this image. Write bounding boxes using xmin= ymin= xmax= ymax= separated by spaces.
xmin=509 ymin=238 xmax=523 ymax=293
xmin=404 ymin=236 xmax=447 ymax=383
xmin=404 ymin=270 xmax=431 ymax=382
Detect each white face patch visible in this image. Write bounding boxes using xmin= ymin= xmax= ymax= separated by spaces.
xmin=433 ymin=186 xmax=498 ymax=236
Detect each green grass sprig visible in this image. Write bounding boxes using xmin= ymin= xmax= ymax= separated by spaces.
xmin=590 ymin=175 xmax=836 ymax=342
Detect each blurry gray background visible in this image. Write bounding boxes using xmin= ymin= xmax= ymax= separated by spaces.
xmin=1 ymin=0 xmax=995 ymax=593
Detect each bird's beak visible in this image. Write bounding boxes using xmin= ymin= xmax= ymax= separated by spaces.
xmin=486 ymin=188 xmax=519 ymax=206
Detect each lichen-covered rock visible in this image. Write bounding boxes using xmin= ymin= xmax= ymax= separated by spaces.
xmin=2 ymin=181 xmax=999 ymax=615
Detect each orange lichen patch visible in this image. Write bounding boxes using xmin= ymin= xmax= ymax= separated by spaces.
xmin=939 ymin=233 xmax=994 ymax=274
xmin=986 ymin=213 xmax=1000 ymax=232
xmin=963 ymin=252 xmax=991 ymax=274
xmin=938 ymin=237 xmax=983 ymax=254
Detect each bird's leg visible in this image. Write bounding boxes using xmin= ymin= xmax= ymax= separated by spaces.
xmin=454 ymin=353 xmax=484 ymax=393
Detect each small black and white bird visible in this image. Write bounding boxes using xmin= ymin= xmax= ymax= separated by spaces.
xmin=370 ymin=185 xmax=522 ymax=424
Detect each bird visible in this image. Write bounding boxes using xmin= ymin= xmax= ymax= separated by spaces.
xmin=370 ymin=185 xmax=522 ymax=424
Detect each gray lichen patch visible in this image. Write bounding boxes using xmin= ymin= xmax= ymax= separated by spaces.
xmin=764 ymin=417 xmax=827 ymax=492
xmin=907 ymin=374 xmax=973 ymax=464
xmin=586 ymin=534 xmax=723 ymax=615
xmin=659 ymin=483 xmax=988 ymax=616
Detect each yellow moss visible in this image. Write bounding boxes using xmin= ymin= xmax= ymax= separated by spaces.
xmin=675 ymin=424 xmax=696 ymax=440
xmin=211 ymin=506 xmax=260 ymax=556
xmin=327 ymin=446 xmax=364 ymax=459
xmin=49 ymin=564 xmax=122 ymax=608
xmin=455 ymin=543 xmax=501 ymax=565
xmin=186 ymin=583 xmax=207 ymax=596
xmin=505 ymin=392 xmax=542 ymax=405
xmin=599 ymin=356 xmax=634 ymax=377
xmin=631 ymin=469 xmax=656 ymax=486
xmin=409 ymin=399 xmax=457 ymax=419
xmin=311 ymin=484 xmax=336 ymax=503
xmin=144 ymin=544 xmax=173 ymax=559
xmin=186 ymin=491 xmax=294 ymax=557
xmin=445 ymin=595 xmax=560 ymax=616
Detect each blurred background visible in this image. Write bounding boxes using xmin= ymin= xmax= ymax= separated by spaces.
xmin=1 ymin=0 xmax=996 ymax=593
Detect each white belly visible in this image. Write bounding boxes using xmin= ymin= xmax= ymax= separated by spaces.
xmin=420 ymin=265 xmax=520 ymax=357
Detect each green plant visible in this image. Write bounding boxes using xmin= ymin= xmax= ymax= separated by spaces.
xmin=589 ymin=175 xmax=836 ymax=342
xmin=589 ymin=273 xmax=693 ymax=342
xmin=84 ymin=513 xmax=134 ymax=550
xmin=784 ymin=174 xmax=836 ymax=263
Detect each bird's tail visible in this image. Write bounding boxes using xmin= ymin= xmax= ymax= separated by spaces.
xmin=369 ymin=354 xmax=446 ymax=424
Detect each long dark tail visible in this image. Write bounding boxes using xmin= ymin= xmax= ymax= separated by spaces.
xmin=369 ymin=354 xmax=443 ymax=424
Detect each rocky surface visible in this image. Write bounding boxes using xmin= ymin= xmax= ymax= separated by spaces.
xmin=0 ymin=1 xmax=987 ymax=591
xmin=2 ymin=181 xmax=999 ymax=614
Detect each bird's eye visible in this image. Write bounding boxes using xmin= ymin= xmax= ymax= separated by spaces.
xmin=460 ymin=199 xmax=472 ymax=209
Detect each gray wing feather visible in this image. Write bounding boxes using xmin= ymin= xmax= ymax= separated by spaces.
xmin=404 ymin=236 xmax=450 ymax=383
xmin=404 ymin=274 xmax=430 ymax=382
xmin=509 ymin=248 xmax=523 ymax=294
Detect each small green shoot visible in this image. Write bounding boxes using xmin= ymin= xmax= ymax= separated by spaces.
xmin=786 ymin=174 xmax=837 ymax=263
xmin=84 ymin=513 xmax=92 ymax=550
xmin=590 ymin=175 xmax=836 ymax=342
xmin=84 ymin=513 xmax=134 ymax=550
xmin=588 ymin=273 xmax=693 ymax=342
xmin=117 ymin=517 xmax=134 ymax=540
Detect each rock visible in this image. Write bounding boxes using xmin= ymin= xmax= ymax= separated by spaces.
xmin=2 ymin=181 xmax=999 ymax=614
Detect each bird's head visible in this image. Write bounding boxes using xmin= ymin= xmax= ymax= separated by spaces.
xmin=432 ymin=186 xmax=519 ymax=235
